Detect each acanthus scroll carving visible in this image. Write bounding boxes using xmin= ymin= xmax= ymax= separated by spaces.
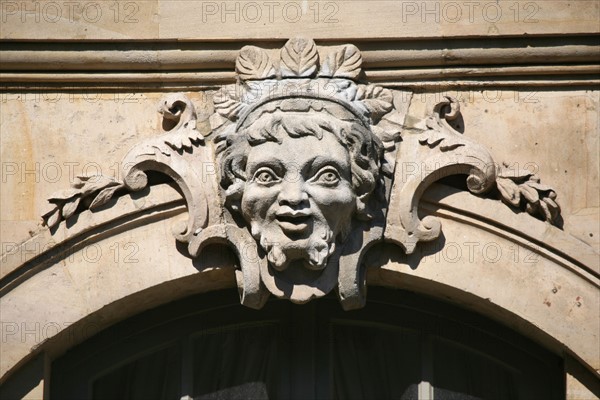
xmin=42 ymin=38 xmax=563 ymax=310
xmin=384 ymin=95 xmax=499 ymax=254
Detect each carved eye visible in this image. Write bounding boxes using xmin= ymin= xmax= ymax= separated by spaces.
xmin=313 ymin=167 xmax=340 ymax=187
xmin=253 ymin=168 xmax=280 ymax=185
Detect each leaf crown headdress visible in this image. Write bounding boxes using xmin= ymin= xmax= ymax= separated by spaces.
xmin=211 ymin=37 xmax=400 ymax=153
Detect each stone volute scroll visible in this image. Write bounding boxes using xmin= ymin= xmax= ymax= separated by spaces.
xmin=42 ymin=38 xmax=562 ymax=310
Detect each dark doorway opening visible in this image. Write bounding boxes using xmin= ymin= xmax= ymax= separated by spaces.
xmin=51 ymin=288 xmax=564 ymax=400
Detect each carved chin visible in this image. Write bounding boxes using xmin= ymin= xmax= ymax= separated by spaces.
xmin=251 ymin=222 xmax=337 ymax=271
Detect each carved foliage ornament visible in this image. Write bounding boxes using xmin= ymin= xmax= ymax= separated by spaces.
xmin=43 ymin=38 xmax=561 ymax=310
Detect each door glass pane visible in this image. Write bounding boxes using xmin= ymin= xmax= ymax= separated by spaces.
xmin=432 ymin=337 xmax=520 ymax=400
xmin=192 ymin=323 xmax=287 ymax=400
xmin=331 ymin=324 xmax=420 ymax=400
xmin=52 ymin=289 xmax=564 ymax=400
xmin=432 ymin=336 xmax=563 ymax=400
xmin=92 ymin=345 xmax=180 ymax=400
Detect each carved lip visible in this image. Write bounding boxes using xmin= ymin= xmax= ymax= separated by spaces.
xmin=276 ymin=212 xmax=311 ymax=233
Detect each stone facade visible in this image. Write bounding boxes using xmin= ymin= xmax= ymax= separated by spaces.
xmin=1 ymin=2 xmax=599 ymax=399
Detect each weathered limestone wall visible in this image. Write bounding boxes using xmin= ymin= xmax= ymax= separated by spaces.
xmin=1 ymin=1 xmax=598 ymax=40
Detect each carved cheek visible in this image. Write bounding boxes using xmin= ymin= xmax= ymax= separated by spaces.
xmin=309 ymin=183 xmax=355 ymax=219
xmin=241 ymin=183 xmax=279 ymax=221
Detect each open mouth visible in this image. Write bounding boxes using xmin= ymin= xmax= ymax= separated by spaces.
xmin=276 ymin=214 xmax=310 ymax=224
xmin=276 ymin=214 xmax=311 ymax=233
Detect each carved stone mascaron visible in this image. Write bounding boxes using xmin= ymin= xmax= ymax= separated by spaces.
xmin=43 ymin=38 xmax=561 ymax=310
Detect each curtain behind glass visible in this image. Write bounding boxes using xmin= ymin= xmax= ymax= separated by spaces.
xmin=192 ymin=323 xmax=286 ymax=400
xmin=432 ymin=336 xmax=562 ymax=400
xmin=92 ymin=345 xmax=180 ymax=400
xmin=432 ymin=337 xmax=517 ymax=400
xmin=331 ymin=324 xmax=420 ymax=400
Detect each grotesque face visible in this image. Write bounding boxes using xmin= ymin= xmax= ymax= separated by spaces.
xmin=241 ymin=132 xmax=356 ymax=271
xmin=218 ymin=106 xmax=384 ymax=288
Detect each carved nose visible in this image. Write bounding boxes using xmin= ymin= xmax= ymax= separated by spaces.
xmin=278 ymin=180 xmax=309 ymax=207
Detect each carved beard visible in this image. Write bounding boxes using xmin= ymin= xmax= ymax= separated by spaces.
xmin=249 ymin=221 xmax=339 ymax=271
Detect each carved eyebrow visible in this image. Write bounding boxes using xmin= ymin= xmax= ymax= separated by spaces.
xmin=307 ymin=155 xmax=349 ymax=176
xmin=246 ymin=158 xmax=284 ymax=174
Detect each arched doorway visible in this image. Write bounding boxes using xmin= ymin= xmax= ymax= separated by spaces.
xmin=51 ymin=288 xmax=564 ymax=400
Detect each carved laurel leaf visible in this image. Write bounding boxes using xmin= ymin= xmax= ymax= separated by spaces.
xmin=526 ymin=181 xmax=554 ymax=192
xmin=44 ymin=175 xmax=126 ymax=227
xmin=521 ymin=181 xmax=560 ymax=223
xmin=236 ymin=46 xmax=276 ymax=80
xmin=90 ymin=184 xmax=123 ymax=210
xmin=319 ymin=45 xmax=362 ymax=79
xmin=496 ymin=174 xmax=561 ymax=224
xmin=46 ymin=208 xmax=61 ymax=229
xmin=61 ymin=196 xmax=81 ymax=220
xmin=80 ymin=176 xmax=121 ymax=197
xmin=72 ymin=175 xmax=92 ymax=189
xmin=496 ymin=177 xmax=521 ymax=207
xmin=538 ymin=201 xmax=553 ymax=221
xmin=542 ymin=197 xmax=561 ymax=223
xmin=519 ymin=184 xmax=540 ymax=204
xmin=280 ymin=37 xmax=319 ymax=78
xmin=48 ymin=188 xmax=80 ymax=203
xmin=41 ymin=201 xmax=58 ymax=219
xmin=497 ymin=167 xmax=535 ymax=183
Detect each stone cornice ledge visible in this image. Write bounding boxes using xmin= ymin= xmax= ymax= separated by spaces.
xmin=1 ymin=67 xmax=599 ymax=91
xmin=1 ymin=37 xmax=599 ymax=89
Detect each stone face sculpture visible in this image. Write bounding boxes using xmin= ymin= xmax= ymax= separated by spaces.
xmin=42 ymin=38 xmax=562 ymax=310
xmin=210 ymin=39 xmax=399 ymax=306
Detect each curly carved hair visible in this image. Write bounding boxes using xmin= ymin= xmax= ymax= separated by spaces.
xmin=217 ymin=109 xmax=384 ymax=220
